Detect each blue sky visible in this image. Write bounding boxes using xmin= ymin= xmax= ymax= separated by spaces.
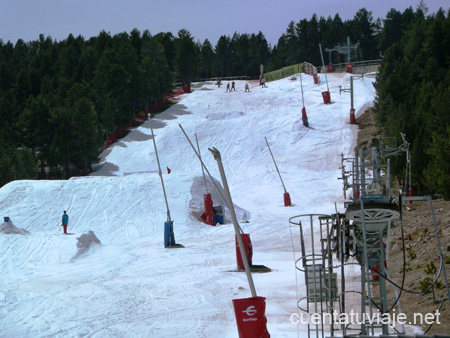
xmin=0 ymin=0 xmax=448 ymax=47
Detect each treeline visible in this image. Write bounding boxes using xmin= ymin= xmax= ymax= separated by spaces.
xmin=0 ymin=4 xmax=448 ymax=191
xmin=0 ymin=29 xmax=176 ymax=183
xmin=374 ymin=6 xmax=450 ymax=196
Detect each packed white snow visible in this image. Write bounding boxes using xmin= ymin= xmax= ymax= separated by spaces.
xmin=0 ymin=220 xmax=30 ymax=235
xmin=72 ymin=231 xmax=102 ymax=260
xmin=0 ymin=73 xmax=378 ymax=337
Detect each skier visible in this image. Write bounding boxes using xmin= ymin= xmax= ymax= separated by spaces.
xmin=231 ymin=81 xmax=236 ymax=91
xmin=245 ymin=83 xmax=250 ymax=92
xmin=261 ymin=77 xmax=267 ymax=88
xmin=61 ymin=211 xmax=69 ymax=234
xmin=226 ymin=82 xmax=231 ymax=92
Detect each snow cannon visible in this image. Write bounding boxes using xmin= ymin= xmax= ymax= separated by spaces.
xmin=164 ymin=221 xmax=176 ymax=248
xmin=322 ymin=91 xmax=331 ymax=104
xmin=301 ymin=107 xmax=309 ymax=127
xmin=313 ymin=73 xmax=319 ymax=84
xmin=326 ymin=64 xmax=334 ymax=73
xmin=236 ymin=234 xmax=253 ymax=270
xmin=200 ymin=193 xmax=216 ymax=226
xmin=350 ymin=108 xmax=356 ymax=124
xmin=284 ymin=192 xmax=292 ymax=207
xmin=346 ymin=62 xmax=353 ymax=73
xmin=164 ymin=221 xmax=185 ymax=248
xmin=213 ymin=206 xmax=225 ymax=224
xmin=151 ymin=122 xmax=184 ymax=249
xmin=318 ymin=44 xmax=330 ymax=104
xmin=232 ymin=296 xmax=270 ymax=338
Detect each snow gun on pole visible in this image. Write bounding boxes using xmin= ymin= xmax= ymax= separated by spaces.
xmin=319 ymin=43 xmax=331 ymax=104
xmin=179 ymin=125 xmax=228 ymax=226
xmin=150 ymin=122 xmax=183 ymax=248
xmin=209 ymin=147 xmax=256 ymax=295
xmin=195 ymin=133 xmax=216 ymax=225
xmin=209 ymin=147 xmax=270 ymax=338
xmin=265 ymin=137 xmax=292 ymax=206
xmin=299 ymin=64 xmax=309 ymax=127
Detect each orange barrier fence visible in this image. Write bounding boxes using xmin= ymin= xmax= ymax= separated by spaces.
xmin=102 ymin=87 xmax=185 ymax=150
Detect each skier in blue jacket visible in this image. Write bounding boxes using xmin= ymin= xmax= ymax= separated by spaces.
xmin=62 ymin=211 xmax=69 ymax=234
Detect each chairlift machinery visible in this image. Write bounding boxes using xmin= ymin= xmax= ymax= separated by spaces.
xmin=325 ymin=37 xmax=361 ymax=65
xmin=290 ymin=134 xmax=450 ymax=337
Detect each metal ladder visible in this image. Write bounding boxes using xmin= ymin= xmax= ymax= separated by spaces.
xmin=291 ymin=214 xmax=338 ymax=338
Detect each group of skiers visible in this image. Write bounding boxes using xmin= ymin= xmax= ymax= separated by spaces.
xmin=216 ymin=78 xmax=267 ymax=92
xmin=220 ymin=80 xmax=253 ymax=92
xmin=225 ymin=81 xmax=236 ymax=92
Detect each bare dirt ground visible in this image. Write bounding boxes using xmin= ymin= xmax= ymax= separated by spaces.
xmin=355 ymin=108 xmax=450 ymax=335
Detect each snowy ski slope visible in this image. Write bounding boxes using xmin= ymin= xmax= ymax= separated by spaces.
xmin=0 ymin=72 xmax=376 ymax=337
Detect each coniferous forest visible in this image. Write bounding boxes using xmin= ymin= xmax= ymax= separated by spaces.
xmin=0 ymin=5 xmax=449 ymax=196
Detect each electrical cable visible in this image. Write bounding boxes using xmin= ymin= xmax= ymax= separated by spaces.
xmin=383 ymin=218 xmax=406 ymax=313
xmin=365 ymin=200 xmax=444 ymax=297
xmin=336 ymin=291 xmax=403 ymax=334
xmin=423 ymin=296 xmax=447 ymax=334
xmin=369 ymin=254 xmax=444 ymax=295
xmin=385 ymin=268 xmax=406 ymax=334
xmin=371 ymin=217 xmax=447 ymax=333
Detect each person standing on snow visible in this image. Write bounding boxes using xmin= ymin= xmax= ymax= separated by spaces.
xmin=62 ymin=211 xmax=69 ymax=234
xmin=231 ymin=81 xmax=236 ymax=91
xmin=245 ymin=83 xmax=250 ymax=92
xmin=261 ymin=77 xmax=267 ymax=88
xmin=226 ymin=82 xmax=231 ymax=92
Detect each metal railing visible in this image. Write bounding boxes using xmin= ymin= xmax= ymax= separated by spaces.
xmin=321 ymin=59 xmax=382 ymax=73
